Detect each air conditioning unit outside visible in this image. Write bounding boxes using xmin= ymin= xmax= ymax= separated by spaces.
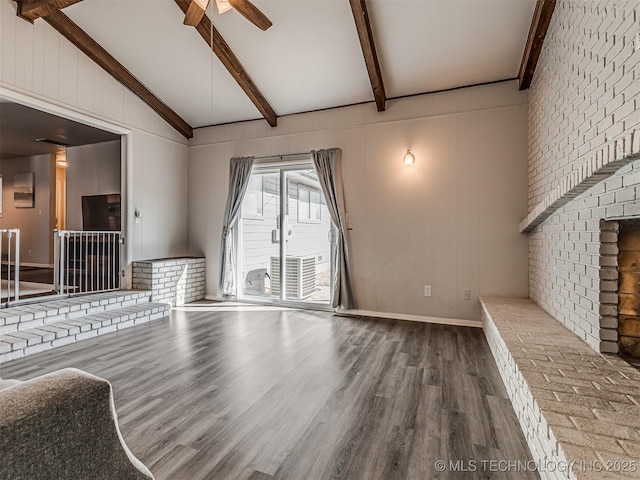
xmin=270 ymin=255 xmax=316 ymax=299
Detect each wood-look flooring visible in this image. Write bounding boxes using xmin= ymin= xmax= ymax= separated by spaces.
xmin=0 ymin=302 xmax=538 ymax=480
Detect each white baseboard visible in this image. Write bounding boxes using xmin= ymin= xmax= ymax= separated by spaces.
xmin=335 ymin=309 xmax=482 ymax=328
xmin=205 ymin=295 xmax=230 ymax=302
xmin=203 ymin=295 xmax=481 ymax=328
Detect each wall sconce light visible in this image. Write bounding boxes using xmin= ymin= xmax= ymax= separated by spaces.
xmin=403 ymin=149 xmax=415 ymax=166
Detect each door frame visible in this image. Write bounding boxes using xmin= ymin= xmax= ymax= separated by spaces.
xmin=0 ymin=87 xmax=130 ymax=287
xmin=236 ymin=158 xmax=334 ymax=310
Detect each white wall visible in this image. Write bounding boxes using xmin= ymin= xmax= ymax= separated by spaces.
xmin=65 ymin=140 xmax=120 ymax=230
xmin=0 ymin=0 xmax=189 ymax=264
xmin=128 ymin=132 xmax=188 ymax=260
xmin=0 ymin=154 xmax=51 ymax=265
xmin=527 ymin=1 xmax=640 ymax=352
xmin=188 ymin=81 xmax=529 ymax=321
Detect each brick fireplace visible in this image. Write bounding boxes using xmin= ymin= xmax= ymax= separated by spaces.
xmin=600 ymin=219 xmax=640 ymax=360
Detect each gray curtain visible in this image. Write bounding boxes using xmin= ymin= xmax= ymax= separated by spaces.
xmin=219 ymin=156 xmax=255 ymax=297
xmin=311 ymin=148 xmax=355 ymax=309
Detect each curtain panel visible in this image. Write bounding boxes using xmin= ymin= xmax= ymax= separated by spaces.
xmin=311 ymin=148 xmax=355 ymax=309
xmin=219 ymin=156 xmax=255 ymax=297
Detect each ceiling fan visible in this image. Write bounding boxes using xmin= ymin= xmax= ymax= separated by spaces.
xmin=184 ymin=0 xmax=272 ymax=31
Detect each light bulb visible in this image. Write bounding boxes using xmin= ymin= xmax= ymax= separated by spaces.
xmin=403 ymin=150 xmax=415 ymax=166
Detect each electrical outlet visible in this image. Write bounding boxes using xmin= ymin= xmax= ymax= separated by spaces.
xmin=28 ymin=249 xmax=32 ymax=257
xmin=462 ymin=288 xmax=470 ymax=301
xmin=424 ymin=285 xmax=432 ymax=297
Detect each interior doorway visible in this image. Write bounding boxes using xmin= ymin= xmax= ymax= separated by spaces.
xmin=238 ymin=160 xmax=334 ymax=307
xmin=0 ymin=97 xmax=123 ymax=302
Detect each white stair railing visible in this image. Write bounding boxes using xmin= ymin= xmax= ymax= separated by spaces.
xmin=54 ymin=230 xmax=122 ymax=295
xmin=1 ymin=229 xmax=20 ymax=304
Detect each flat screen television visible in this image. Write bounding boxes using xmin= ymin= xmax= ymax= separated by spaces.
xmin=81 ymin=194 xmax=121 ymax=231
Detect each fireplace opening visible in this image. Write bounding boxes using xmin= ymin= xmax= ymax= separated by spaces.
xmin=617 ymin=219 xmax=640 ymax=362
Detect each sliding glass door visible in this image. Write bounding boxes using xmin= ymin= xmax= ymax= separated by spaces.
xmin=238 ymin=161 xmax=333 ymax=307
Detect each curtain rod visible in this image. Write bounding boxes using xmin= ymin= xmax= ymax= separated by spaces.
xmin=253 ymin=151 xmax=311 ymax=161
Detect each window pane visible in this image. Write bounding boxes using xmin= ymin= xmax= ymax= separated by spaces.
xmin=310 ymin=190 xmax=321 ymax=220
xmin=299 ymin=187 xmax=310 ymax=220
xmin=243 ymin=175 xmax=264 ymax=216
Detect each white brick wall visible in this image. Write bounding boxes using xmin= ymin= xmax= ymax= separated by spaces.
xmin=528 ymin=0 xmax=640 ymax=352
xmin=529 ymin=1 xmax=640 ymax=210
xmin=529 ymin=164 xmax=640 ymax=351
xmin=132 ymin=257 xmax=206 ymax=307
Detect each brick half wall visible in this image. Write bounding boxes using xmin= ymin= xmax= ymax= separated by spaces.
xmin=132 ymin=258 xmax=206 ymax=307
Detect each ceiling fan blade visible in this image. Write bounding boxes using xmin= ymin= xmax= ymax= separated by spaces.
xmin=228 ymin=0 xmax=272 ymax=31
xmin=184 ymin=0 xmax=210 ymax=26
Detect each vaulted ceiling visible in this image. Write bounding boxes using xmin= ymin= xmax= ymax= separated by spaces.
xmin=14 ymin=0 xmax=540 ymax=137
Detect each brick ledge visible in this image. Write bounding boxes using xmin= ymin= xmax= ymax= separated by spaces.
xmin=480 ymin=295 xmax=640 ymax=480
xmin=521 ymin=130 xmax=640 ymax=233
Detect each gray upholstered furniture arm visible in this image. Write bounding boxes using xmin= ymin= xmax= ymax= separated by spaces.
xmin=0 ymin=368 xmax=154 ymax=480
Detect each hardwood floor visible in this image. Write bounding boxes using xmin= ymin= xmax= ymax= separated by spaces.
xmin=0 ymin=302 xmax=538 ymax=480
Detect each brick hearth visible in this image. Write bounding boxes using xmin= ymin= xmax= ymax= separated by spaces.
xmin=481 ymin=296 xmax=640 ymax=480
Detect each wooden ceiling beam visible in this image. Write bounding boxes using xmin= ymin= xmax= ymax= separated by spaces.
xmin=42 ymin=11 xmax=193 ymax=139
xmin=349 ymin=0 xmax=386 ymax=112
xmin=174 ymin=0 xmax=277 ymax=127
xmin=518 ymin=0 xmax=556 ymax=90
xmin=16 ymin=0 xmax=84 ymax=23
